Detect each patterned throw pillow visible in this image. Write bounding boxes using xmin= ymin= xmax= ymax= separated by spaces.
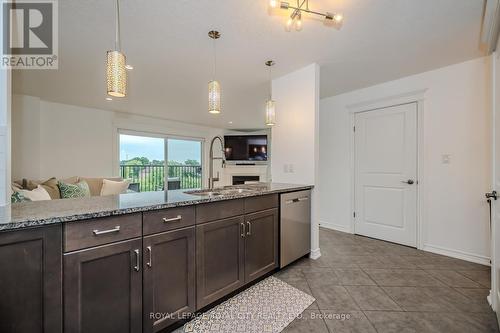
xmin=58 ymin=181 xmax=91 ymax=199
xmin=11 ymin=191 xmax=31 ymax=203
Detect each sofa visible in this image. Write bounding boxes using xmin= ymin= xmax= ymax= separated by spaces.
xmin=13 ymin=176 xmax=132 ymax=200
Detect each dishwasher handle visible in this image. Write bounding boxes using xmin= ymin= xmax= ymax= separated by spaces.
xmin=285 ymin=196 xmax=309 ymax=204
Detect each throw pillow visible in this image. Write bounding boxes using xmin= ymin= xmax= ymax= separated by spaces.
xmin=26 ymin=177 xmax=61 ymax=199
xmin=17 ymin=185 xmax=51 ymax=201
xmin=11 ymin=192 xmax=30 ymax=203
xmin=100 ymin=179 xmax=131 ymax=196
xmin=58 ymin=181 xmax=91 ymax=199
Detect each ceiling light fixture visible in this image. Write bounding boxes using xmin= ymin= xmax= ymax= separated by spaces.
xmin=265 ymin=60 xmax=276 ymax=126
xmin=106 ymin=0 xmax=127 ymax=97
xmin=271 ymin=0 xmax=343 ymax=31
xmin=208 ymin=30 xmax=221 ymax=114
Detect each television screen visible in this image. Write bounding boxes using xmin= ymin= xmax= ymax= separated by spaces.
xmin=224 ymin=135 xmax=268 ymax=161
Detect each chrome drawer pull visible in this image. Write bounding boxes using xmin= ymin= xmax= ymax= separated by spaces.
xmin=162 ymin=215 xmax=182 ymax=223
xmin=298 ymin=197 xmax=309 ymax=201
xmin=93 ymin=226 xmax=120 ymax=236
xmin=247 ymin=221 xmax=252 ymax=236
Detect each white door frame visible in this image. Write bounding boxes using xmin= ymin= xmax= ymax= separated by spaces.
xmin=347 ymin=89 xmax=427 ymax=249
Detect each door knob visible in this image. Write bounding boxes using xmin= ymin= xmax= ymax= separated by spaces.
xmin=486 ymin=190 xmax=498 ymax=200
xmin=401 ymin=179 xmax=415 ymax=185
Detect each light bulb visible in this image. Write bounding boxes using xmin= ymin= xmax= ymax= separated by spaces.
xmin=295 ymin=16 xmax=303 ymax=31
xmin=333 ymin=13 xmax=343 ymax=23
xmin=285 ymin=17 xmax=293 ymax=31
xmin=269 ymin=0 xmax=278 ymax=8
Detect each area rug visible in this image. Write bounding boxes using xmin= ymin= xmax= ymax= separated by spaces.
xmin=175 ymin=276 xmax=315 ymax=333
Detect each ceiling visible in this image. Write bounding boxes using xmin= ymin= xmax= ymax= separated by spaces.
xmin=13 ymin=0 xmax=486 ymax=129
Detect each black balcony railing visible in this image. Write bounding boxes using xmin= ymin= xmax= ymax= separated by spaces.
xmin=120 ymin=164 xmax=202 ymax=192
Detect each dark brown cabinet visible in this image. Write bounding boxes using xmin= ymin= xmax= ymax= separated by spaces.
xmin=0 ymin=226 xmax=62 ymax=333
xmin=244 ymin=208 xmax=279 ymax=283
xmin=196 ymin=216 xmax=245 ymax=308
xmin=143 ymin=227 xmax=195 ymax=333
xmin=196 ymin=204 xmax=279 ymax=309
xmin=64 ymin=238 xmax=142 ymax=333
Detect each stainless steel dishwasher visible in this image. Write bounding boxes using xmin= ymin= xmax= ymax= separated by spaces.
xmin=280 ymin=189 xmax=311 ymax=268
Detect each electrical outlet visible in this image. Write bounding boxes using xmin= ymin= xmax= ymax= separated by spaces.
xmin=442 ymin=154 xmax=451 ymax=164
xmin=289 ymin=164 xmax=294 ymax=173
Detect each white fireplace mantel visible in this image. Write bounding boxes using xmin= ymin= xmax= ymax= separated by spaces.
xmin=218 ymin=164 xmax=269 ymax=186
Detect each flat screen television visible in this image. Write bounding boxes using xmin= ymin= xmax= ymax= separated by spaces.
xmin=224 ymin=135 xmax=268 ymax=161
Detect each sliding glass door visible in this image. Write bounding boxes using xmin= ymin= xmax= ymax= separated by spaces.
xmin=119 ymin=132 xmax=202 ymax=192
xmin=167 ymin=139 xmax=202 ymax=190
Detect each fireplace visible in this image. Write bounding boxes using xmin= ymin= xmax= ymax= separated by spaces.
xmin=232 ymin=175 xmax=260 ymax=185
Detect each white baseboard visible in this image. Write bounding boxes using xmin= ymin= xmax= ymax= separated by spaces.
xmin=423 ymin=243 xmax=490 ymax=266
xmin=310 ymin=248 xmax=321 ymax=260
xmin=319 ymin=220 xmax=352 ymax=234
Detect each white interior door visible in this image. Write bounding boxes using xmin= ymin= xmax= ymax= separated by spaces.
xmin=491 ymin=50 xmax=500 ymax=317
xmin=354 ymin=103 xmax=418 ymax=247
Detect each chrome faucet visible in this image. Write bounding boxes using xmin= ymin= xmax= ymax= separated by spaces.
xmin=208 ymin=136 xmax=226 ymax=189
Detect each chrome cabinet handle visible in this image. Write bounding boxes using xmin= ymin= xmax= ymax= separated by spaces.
xmin=401 ymin=179 xmax=415 ymax=185
xmin=146 ymin=246 xmax=152 ymax=268
xmin=162 ymin=215 xmax=182 ymax=223
xmin=240 ymin=222 xmax=245 ymax=238
xmin=298 ymin=197 xmax=309 ymax=201
xmin=246 ymin=221 xmax=252 ymax=236
xmin=93 ymin=226 xmax=120 ymax=236
xmin=133 ymin=249 xmax=140 ymax=272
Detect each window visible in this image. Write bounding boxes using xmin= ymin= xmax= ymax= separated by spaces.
xmin=119 ymin=133 xmax=202 ymax=192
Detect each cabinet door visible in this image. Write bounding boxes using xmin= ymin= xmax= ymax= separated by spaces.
xmin=143 ymin=227 xmax=195 ymax=333
xmin=64 ymin=238 xmax=142 ymax=333
xmin=196 ymin=217 xmax=245 ymax=309
xmin=0 ymin=226 xmax=62 ymax=333
xmin=244 ymin=208 xmax=279 ymax=283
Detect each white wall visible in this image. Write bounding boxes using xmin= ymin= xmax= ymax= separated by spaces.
xmin=320 ymin=57 xmax=492 ymax=265
xmin=12 ymin=95 xmax=224 ymax=184
xmin=271 ymin=63 xmax=321 ymax=258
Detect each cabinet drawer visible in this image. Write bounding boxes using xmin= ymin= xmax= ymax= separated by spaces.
xmin=244 ymin=194 xmax=279 ymax=214
xmin=143 ymin=206 xmax=195 ymax=235
xmin=64 ymin=213 xmax=142 ymax=252
xmin=196 ymin=199 xmax=244 ymax=224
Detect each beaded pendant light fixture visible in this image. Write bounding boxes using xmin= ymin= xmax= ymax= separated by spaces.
xmin=208 ymin=30 xmax=221 ymax=114
xmin=265 ymin=60 xmax=276 ymax=126
xmin=106 ymin=0 xmax=127 ymax=97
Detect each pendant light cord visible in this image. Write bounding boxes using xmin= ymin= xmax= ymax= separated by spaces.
xmin=213 ymin=37 xmax=217 ymax=80
xmin=268 ymin=63 xmax=273 ymax=100
xmin=115 ymin=0 xmax=121 ymax=51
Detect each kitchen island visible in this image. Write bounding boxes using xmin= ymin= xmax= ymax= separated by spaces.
xmin=0 ymin=183 xmax=312 ymax=333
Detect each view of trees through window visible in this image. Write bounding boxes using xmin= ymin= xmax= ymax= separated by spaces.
xmin=119 ymin=134 xmax=202 ymax=192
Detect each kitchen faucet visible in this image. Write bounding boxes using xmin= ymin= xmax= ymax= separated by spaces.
xmin=208 ymin=136 xmax=226 ymax=189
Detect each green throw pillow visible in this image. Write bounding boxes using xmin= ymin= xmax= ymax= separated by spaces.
xmin=58 ymin=181 xmax=91 ymax=199
xmin=11 ymin=192 xmax=31 ymax=203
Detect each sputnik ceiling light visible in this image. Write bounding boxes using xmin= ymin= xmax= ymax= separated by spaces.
xmin=265 ymin=61 xmax=276 ymax=126
xmin=270 ymin=0 xmax=344 ymax=31
xmin=106 ymin=0 xmax=127 ymax=97
xmin=208 ymin=30 xmax=221 ymax=114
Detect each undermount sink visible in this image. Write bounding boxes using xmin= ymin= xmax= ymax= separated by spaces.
xmin=184 ymin=187 xmax=255 ymax=197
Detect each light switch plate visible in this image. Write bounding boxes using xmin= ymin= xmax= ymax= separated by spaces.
xmin=442 ymin=154 xmax=451 ymax=164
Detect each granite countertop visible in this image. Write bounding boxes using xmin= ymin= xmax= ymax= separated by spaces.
xmin=0 ymin=183 xmax=313 ymax=231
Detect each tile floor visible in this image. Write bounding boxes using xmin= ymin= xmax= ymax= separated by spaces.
xmin=275 ymin=228 xmax=499 ymax=333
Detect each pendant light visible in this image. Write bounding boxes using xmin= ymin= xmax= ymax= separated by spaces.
xmin=265 ymin=60 xmax=276 ymax=126
xmin=106 ymin=0 xmax=127 ymax=98
xmin=208 ymin=30 xmax=221 ymax=114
